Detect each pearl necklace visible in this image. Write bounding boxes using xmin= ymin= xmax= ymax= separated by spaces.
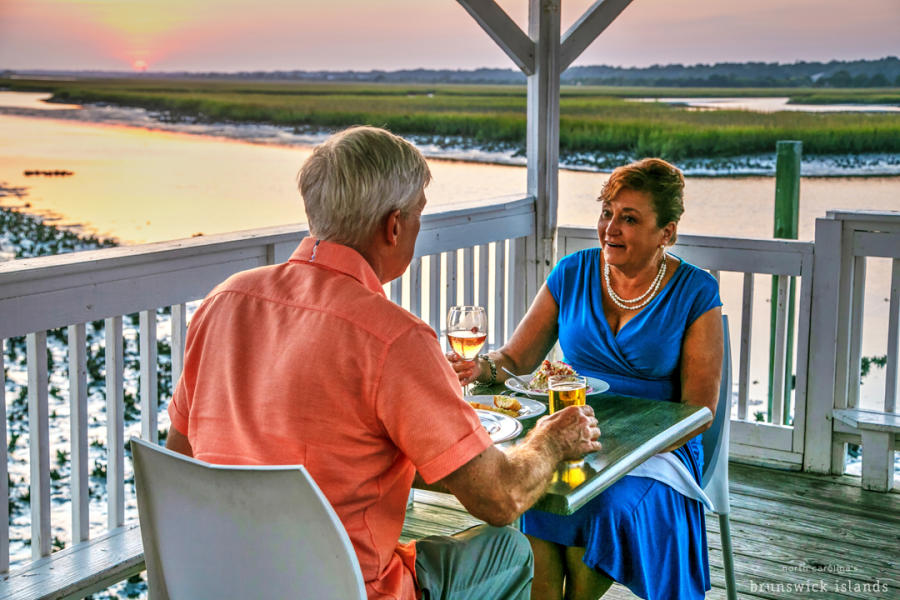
xmin=604 ymin=254 xmax=667 ymax=310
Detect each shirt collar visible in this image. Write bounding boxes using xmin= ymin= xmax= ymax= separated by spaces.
xmin=289 ymin=237 xmax=386 ymax=297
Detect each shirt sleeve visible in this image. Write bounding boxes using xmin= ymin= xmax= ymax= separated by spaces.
xmin=167 ymin=302 xmax=208 ymax=436
xmin=374 ymin=323 xmax=492 ymax=484
xmin=686 ymin=265 xmax=723 ymax=325
xmin=547 ymin=250 xmax=584 ymax=306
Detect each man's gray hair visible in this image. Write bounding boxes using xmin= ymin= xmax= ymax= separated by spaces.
xmin=298 ymin=126 xmax=432 ymax=248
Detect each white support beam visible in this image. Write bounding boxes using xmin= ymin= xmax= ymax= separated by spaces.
xmin=527 ymin=0 xmax=561 ymax=295
xmin=560 ymin=0 xmax=635 ymax=71
xmin=457 ymin=0 xmax=535 ymax=75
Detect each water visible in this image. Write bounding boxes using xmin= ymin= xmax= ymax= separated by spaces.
xmin=630 ymin=96 xmax=900 ymax=113
xmin=2 ymin=93 xmax=898 ymax=244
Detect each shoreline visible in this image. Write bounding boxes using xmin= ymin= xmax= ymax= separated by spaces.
xmin=2 ymin=95 xmax=899 ymax=178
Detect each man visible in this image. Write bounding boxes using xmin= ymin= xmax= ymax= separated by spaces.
xmin=166 ymin=126 xmax=601 ymax=600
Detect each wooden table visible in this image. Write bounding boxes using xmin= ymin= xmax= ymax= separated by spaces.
xmin=475 ymin=383 xmax=712 ymax=516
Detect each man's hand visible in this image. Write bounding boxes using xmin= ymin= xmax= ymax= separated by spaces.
xmin=445 ymin=351 xmax=480 ymax=386
xmin=530 ymin=405 xmax=601 ymax=462
xmin=438 ymin=403 xmax=601 ymax=526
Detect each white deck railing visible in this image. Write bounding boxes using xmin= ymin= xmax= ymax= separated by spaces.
xmin=0 ymin=194 xmax=533 ymax=580
xmin=806 ymin=210 xmax=900 ymax=490
xmin=1 ymin=199 xmax=898 ymax=596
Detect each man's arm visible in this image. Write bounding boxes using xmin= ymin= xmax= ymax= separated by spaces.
xmin=166 ymin=425 xmax=194 ymax=457
xmin=438 ymin=405 xmax=600 ymax=526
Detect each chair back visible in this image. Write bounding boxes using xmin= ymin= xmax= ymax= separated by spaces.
xmin=700 ymin=314 xmax=732 ymax=514
xmin=130 ymin=438 xmax=366 ymax=600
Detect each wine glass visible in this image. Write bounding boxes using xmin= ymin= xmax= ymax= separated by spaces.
xmin=447 ymin=305 xmax=488 ymax=396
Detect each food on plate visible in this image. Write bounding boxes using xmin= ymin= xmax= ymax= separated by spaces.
xmin=468 ymin=395 xmax=522 ymax=418
xmin=493 ymin=395 xmax=521 ymax=412
xmin=528 ymin=360 xmax=577 ymax=391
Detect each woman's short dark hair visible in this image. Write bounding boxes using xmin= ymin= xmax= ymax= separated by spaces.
xmin=598 ymin=158 xmax=685 ymax=243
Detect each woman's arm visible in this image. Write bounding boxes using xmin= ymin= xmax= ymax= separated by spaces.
xmin=451 ymin=284 xmax=561 ymax=385
xmin=660 ymin=306 xmax=723 ymax=452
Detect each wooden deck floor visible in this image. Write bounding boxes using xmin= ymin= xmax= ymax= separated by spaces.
xmin=401 ymin=462 xmax=900 ymax=599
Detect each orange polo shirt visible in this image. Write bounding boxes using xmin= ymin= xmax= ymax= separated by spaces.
xmin=168 ymin=237 xmax=492 ymax=600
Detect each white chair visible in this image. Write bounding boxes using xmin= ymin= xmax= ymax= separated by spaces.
xmin=701 ymin=315 xmax=737 ymax=600
xmin=130 ymin=438 xmax=366 ymax=600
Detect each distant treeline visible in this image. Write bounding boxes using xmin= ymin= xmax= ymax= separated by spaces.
xmin=6 ymin=56 xmax=900 ymax=87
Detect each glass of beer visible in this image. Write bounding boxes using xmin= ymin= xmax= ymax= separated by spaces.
xmin=447 ymin=305 xmax=487 ymax=394
xmin=548 ymin=374 xmax=588 ymax=466
xmin=548 ymin=375 xmax=587 ymax=413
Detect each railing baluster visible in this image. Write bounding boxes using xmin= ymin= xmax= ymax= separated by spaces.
xmin=463 ymin=247 xmax=475 ymax=306
xmin=478 ymin=244 xmax=490 ymax=308
xmin=506 ymin=237 xmax=534 ymax=328
xmin=1 ymin=338 xmax=8 ymax=573
xmin=139 ymin=310 xmax=158 ymax=443
xmin=390 ymin=276 xmax=402 ymax=306
xmin=510 ymin=237 xmax=527 ymax=330
xmin=738 ymin=273 xmax=754 ymax=421
xmin=771 ymin=275 xmax=789 ymax=424
xmin=429 ymin=254 xmax=441 ymax=336
xmin=171 ymin=303 xmax=187 ymax=388
xmin=446 ymin=250 xmax=458 ymax=311
xmin=26 ymin=331 xmax=51 ymax=559
xmin=477 ymin=244 xmax=490 ymax=344
xmin=847 ymin=256 xmax=866 ymax=409
xmin=105 ymin=317 xmax=125 ymax=529
xmin=67 ymin=324 xmax=89 ymax=543
xmin=409 ymin=257 xmax=422 ymax=318
xmin=493 ymin=242 xmax=507 ymax=346
xmin=885 ymin=258 xmax=900 ymax=413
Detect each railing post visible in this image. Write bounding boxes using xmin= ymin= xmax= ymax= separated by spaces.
xmin=1 ymin=339 xmax=8 ymax=573
xmin=804 ymin=217 xmax=842 ymax=473
xmin=769 ymin=141 xmax=801 ymax=424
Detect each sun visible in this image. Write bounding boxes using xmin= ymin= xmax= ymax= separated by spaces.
xmin=132 ymin=59 xmax=148 ymax=72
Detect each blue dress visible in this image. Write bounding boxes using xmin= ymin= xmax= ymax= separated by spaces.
xmin=521 ymin=248 xmax=721 ymax=600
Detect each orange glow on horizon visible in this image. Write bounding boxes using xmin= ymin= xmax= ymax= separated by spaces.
xmin=131 ymin=59 xmax=148 ymax=72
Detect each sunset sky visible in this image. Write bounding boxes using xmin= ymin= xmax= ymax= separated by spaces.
xmin=1 ymin=0 xmax=898 ymax=72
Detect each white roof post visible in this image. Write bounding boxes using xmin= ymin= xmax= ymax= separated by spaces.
xmin=526 ymin=0 xmax=561 ymax=302
xmin=457 ymin=0 xmax=635 ymax=307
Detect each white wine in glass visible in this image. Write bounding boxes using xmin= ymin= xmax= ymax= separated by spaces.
xmin=447 ymin=306 xmax=487 ymax=394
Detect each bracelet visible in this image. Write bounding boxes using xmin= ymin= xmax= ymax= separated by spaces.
xmin=478 ymin=353 xmax=497 ymax=385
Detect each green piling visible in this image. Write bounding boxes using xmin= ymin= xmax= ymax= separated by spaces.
xmin=768 ymin=141 xmax=801 ymax=423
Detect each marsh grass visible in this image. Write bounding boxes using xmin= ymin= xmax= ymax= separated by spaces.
xmin=4 ymin=77 xmax=899 ymax=160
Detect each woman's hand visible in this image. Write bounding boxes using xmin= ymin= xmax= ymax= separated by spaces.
xmin=446 ymin=351 xmax=480 ymax=386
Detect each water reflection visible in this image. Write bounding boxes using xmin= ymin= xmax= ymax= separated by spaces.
xmin=0 ymin=91 xmax=81 ymax=110
xmin=630 ymin=97 xmax=900 ymax=113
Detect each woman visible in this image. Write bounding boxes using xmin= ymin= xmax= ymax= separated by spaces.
xmin=452 ymin=158 xmax=722 ymax=600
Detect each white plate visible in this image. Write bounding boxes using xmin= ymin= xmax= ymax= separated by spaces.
xmin=504 ymin=375 xmax=610 ymax=397
xmin=466 ymin=395 xmax=547 ymax=420
xmin=474 ymin=409 xmax=523 ymax=443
